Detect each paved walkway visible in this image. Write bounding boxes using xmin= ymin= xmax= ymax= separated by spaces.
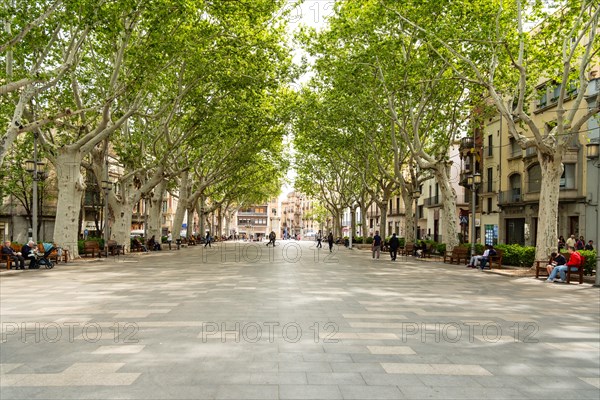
xmin=1 ymin=241 xmax=599 ymax=399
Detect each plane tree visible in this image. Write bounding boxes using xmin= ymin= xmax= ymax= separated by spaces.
xmin=381 ymin=0 xmax=599 ymax=260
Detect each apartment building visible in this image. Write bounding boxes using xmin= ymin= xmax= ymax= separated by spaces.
xmin=479 ymin=72 xmax=599 ymax=246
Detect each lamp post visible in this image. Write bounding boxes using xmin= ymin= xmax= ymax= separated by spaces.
xmin=101 ymin=180 xmax=112 ymax=256
xmin=413 ymin=188 xmax=421 ymax=244
xmin=467 ymin=172 xmax=482 ymax=258
xmin=586 ymin=140 xmax=600 ymax=287
xmin=24 ymin=132 xmax=46 ymax=243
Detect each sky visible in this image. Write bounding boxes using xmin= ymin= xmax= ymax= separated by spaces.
xmin=279 ymin=1 xmax=332 ymax=200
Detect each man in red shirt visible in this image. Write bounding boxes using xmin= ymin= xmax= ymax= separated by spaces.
xmin=546 ymin=247 xmax=582 ymax=283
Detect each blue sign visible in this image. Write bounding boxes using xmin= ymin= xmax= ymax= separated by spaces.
xmin=459 ymin=216 xmax=469 ymax=225
xmin=182 ymin=223 xmax=187 ymax=228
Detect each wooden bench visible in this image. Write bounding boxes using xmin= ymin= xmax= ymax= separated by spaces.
xmin=422 ymin=243 xmax=435 ymax=258
xmin=488 ymin=249 xmax=504 ymax=269
xmin=0 ymin=253 xmax=13 ymax=269
xmin=82 ymin=241 xmax=100 ymax=257
xmin=535 ymin=253 xmax=585 ymax=284
xmin=400 ymin=243 xmax=415 ymax=256
xmin=444 ymin=246 xmax=469 ymax=264
xmin=1 ymin=244 xmax=23 ymax=269
xmin=566 ymin=255 xmax=585 ymax=284
xmin=106 ymin=240 xmax=123 ymax=256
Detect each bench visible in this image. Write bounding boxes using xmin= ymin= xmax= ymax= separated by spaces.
xmin=1 ymin=244 xmax=23 ymax=269
xmin=0 ymin=253 xmax=13 ymax=269
xmin=422 ymin=243 xmax=435 ymax=258
xmin=566 ymin=255 xmax=585 ymax=284
xmin=444 ymin=246 xmax=469 ymax=264
xmin=488 ymin=249 xmax=504 ymax=269
xmin=535 ymin=253 xmax=585 ymax=284
xmin=82 ymin=241 xmax=100 ymax=257
xmin=399 ymin=243 xmax=415 ymax=256
xmin=106 ymin=240 xmax=123 ymax=256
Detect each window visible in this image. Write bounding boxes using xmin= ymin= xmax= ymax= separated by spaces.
xmin=487 ymin=167 xmax=493 ymax=192
xmin=560 ymin=164 xmax=576 ymax=189
xmin=509 ymin=174 xmax=522 ymax=201
xmin=537 ymin=86 xmax=547 ymax=108
xmin=510 ymin=138 xmax=522 ymax=157
xmin=528 ymin=164 xmax=542 ymax=193
xmin=162 ymin=201 xmax=168 ymax=213
xmin=370 ymin=219 xmax=373 ymax=228
xmin=487 ymin=197 xmax=493 ymax=213
xmin=550 ymin=84 xmax=560 ymax=103
xmin=396 ymin=198 xmax=400 ymax=213
xmin=487 ymin=135 xmax=493 ymax=157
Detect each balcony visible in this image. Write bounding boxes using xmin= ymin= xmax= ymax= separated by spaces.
xmin=459 ymin=136 xmax=475 ymax=150
xmin=498 ymin=189 xmax=522 ymax=205
xmin=238 ymin=210 xmax=267 ymax=216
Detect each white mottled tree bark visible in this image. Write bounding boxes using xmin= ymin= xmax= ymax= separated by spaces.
xmin=52 ymin=146 xmax=85 ymax=258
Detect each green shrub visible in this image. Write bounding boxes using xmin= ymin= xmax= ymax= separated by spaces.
xmin=494 ymin=244 xmax=535 ymax=267
xmin=436 ymin=243 xmax=446 ymax=254
xmin=399 ymin=237 xmax=406 ymax=247
xmin=78 ymin=237 xmax=104 ymax=253
xmin=578 ymin=250 xmax=597 ymax=275
xmin=366 ymin=237 xmax=373 ymax=244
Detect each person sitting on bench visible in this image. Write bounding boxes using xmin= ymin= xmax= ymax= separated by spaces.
xmin=2 ymin=240 xmax=25 ymax=270
xmin=21 ymin=240 xmax=39 ymax=269
xmin=546 ymin=247 xmax=581 ymax=283
xmin=545 ymin=252 xmax=567 ymax=277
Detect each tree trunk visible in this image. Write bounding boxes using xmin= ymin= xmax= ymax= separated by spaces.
xmin=379 ymin=202 xmax=388 ymax=240
xmin=433 ymin=162 xmax=459 ymax=251
xmin=534 ymin=153 xmax=563 ymax=262
xmin=110 ymin=199 xmax=134 ymax=252
xmin=172 ymin=171 xmax=189 ymax=241
xmin=360 ymin=204 xmax=368 ymax=243
xmin=402 ymin=192 xmax=416 ymax=244
xmin=186 ymin=205 xmax=196 ymax=238
xmin=350 ymin=207 xmax=356 ymax=239
xmin=52 ymin=147 xmax=85 ymax=259
xmin=146 ymin=181 xmax=166 ymax=240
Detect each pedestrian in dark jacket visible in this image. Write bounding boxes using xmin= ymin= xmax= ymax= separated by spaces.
xmin=389 ymin=233 xmax=400 ymax=261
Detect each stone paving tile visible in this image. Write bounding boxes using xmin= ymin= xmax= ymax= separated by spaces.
xmin=306 ymin=372 xmax=365 ymax=385
xmin=279 ymin=384 xmax=342 ymax=399
xmin=214 ymin=384 xmax=278 ymax=399
xmin=339 ymin=384 xmax=404 ymax=399
xmin=1 ymin=241 xmax=599 ymax=399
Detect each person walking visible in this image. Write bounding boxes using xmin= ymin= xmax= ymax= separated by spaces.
xmin=372 ymin=231 xmax=382 ymax=260
xmin=327 ymin=232 xmax=334 ymax=252
xmin=167 ymin=231 xmax=173 ymax=250
xmin=316 ymin=231 xmax=322 ymax=249
xmin=204 ymin=231 xmax=211 ymax=248
xmin=389 ymin=233 xmax=400 ymax=261
xmin=267 ymin=231 xmax=276 ymax=247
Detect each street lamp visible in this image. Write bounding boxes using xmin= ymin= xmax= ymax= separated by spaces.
xmin=24 ymin=133 xmax=46 ymax=243
xmin=101 ymin=179 xmax=112 ymax=256
xmin=413 ymin=188 xmax=421 ymax=244
xmin=586 ymin=140 xmax=599 ymax=287
xmin=467 ymin=172 xmax=482 ymax=258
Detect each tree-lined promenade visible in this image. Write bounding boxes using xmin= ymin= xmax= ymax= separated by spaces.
xmin=2 ymin=0 xmax=296 ymax=257
xmin=1 ymin=0 xmax=599 ymax=263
